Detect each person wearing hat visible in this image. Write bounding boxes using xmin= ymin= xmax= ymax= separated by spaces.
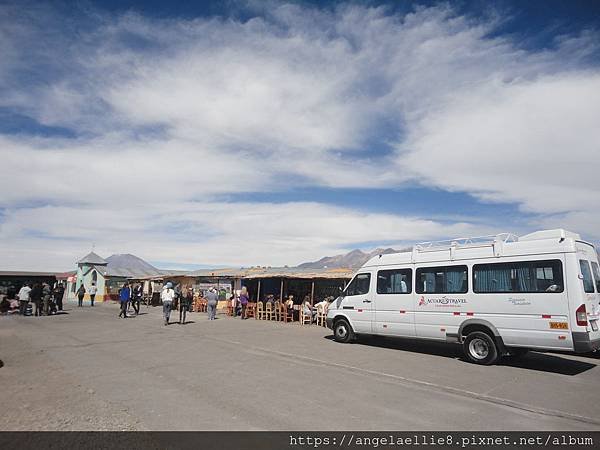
xmin=161 ymin=282 xmax=175 ymax=325
xmin=205 ymin=287 xmax=218 ymax=320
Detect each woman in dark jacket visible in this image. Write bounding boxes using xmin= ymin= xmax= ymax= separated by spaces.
xmin=77 ymin=284 xmax=86 ymax=307
xmin=179 ymin=287 xmax=193 ymax=324
xmin=30 ymin=283 xmax=42 ymax=316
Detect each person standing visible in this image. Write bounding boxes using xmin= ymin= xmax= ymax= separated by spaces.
xmin=205 ymin=287 xmax=218 ymax=320
xmin=119 ymin=283 xmax=130 ymax=318
xmin=77 ymin=284 xmax=86 ymax=307
xmin=41 ymin=282 xmax=52 ymax=316
xmin=54 ymin=283 xmax=65 ymax=311
xmin=131 ymin=283 xmax=142 ymax=315
xmin=161 ymin=282 xmax=175 ymax=325
xmin=17 ymin=283 xmax=32 ymax=315
xmin=89 ymin=282 xmax=97 ymax=307
xmin=239 ymin=286 xmax=249 ymax=320
xmin=29 ymin=283 xmax=42 ymax=316
xmin=179 ymin=287 xmax=193 ymax=324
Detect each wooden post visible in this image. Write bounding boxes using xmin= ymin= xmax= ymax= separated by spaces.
xmin=310 ymin=281 xmax=315 ymax=305
xmin=257 ymin=280 xmax=261 ymax=302
xmin=280 ymin=279 xmax=284 ymax=301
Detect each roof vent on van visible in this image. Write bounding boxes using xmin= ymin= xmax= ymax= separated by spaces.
xmin=519 ymin=229 xmax=581 ymax=242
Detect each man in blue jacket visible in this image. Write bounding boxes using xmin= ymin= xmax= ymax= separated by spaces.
xmin=119 ymin=283 xmax=130 ymax=318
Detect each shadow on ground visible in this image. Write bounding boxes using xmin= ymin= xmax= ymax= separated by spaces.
xmin=327 ymin=335 xmax=596 ymax=375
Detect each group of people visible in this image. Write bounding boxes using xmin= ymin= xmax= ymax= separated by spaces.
xmin=0 ymin=282 xmax=65 ymax=316
xmin=158 ymin=282 xmax=217 ymax=325
xmin=76 ymin=282 xmax=98 ymax=307
xmin=116 ymin=282 xmax=144 ymax=318
xmin=228 ymin=289 xmax=331 ymax=323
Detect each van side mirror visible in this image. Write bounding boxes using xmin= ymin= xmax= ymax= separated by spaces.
xmin=545 ymin=284 xmax=559 ymax=292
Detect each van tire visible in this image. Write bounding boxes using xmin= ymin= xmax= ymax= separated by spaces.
xmin=463 ymin=331 xmax=499 ymax=365
xmin=333 ymin=318 xmax=354 ymax=343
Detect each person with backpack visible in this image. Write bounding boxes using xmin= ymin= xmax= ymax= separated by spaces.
xmin=119 ymin=283 xmax=130 ymax=318
xmin=161 ymin=282 xmax=175 ymax=325
xmin=77 ymin=284 xmax=86 ymax=307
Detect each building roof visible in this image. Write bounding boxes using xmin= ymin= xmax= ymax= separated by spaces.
xmin=77 ymin=252 xmax=108 ymax=265
xmin=173 ymin=266 xmax=354 ymax=280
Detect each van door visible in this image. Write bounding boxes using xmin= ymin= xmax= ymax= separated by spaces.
xmin=341 ymin=272 xmax=374 ymax=334
xmin=373 ymin=268 xmax=415 ymax=336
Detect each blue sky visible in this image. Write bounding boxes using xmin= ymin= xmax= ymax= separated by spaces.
xmin=0 ymin=0 xmax=599 ymax=271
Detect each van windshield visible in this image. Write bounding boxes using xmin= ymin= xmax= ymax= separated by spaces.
xmin=591 ymin=261 xmax=600 ymax=293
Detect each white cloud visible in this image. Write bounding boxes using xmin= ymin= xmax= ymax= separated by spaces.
xmin=0 ymin=2 xmax=599 ymax=270
xmin=0 ymin=201 xmax=487 ymax=271
xmin=399 ymin=73 xmax=600 ymax=215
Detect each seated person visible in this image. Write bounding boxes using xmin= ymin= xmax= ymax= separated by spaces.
xmin=302 ymin=299 xmax=316 ymax=321
xmin=285 ymin=295 xmax=294 ymax=309
xmin=314 ymin=298 xmax=329 ymax=312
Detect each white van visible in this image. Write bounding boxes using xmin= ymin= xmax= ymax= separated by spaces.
xmin=326 ymin=229 xmax=600 ymax=364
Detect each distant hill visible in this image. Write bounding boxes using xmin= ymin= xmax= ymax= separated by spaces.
xmin=105 ymin=254 xmax=163 ymax=278
xmin=298 ymin=247 xmax=403 ymax=269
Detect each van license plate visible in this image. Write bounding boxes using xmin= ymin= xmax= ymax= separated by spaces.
xmin=591 ymin=321 xmax=598 ymax=332
xmin=549 ymin=322 xmax=569 ymax=330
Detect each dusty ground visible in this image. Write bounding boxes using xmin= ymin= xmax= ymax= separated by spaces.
xmin=1 ymin=301 xmax=600 ymax=430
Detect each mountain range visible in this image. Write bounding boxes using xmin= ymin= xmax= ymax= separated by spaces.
xmin=105 ymin=254 xmax=164 ymax=278
xmin=297 ymin=247 xmax=404 ymax=269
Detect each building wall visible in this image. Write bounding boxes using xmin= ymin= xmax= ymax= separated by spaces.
xmin=71 ymin=264 xmax=108 ymax=302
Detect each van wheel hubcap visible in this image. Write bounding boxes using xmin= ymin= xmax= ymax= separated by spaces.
xmin=469 ymin=338 xmax=489 ymax=359
xmin=336 ymin=324 xmax=347 ymax=338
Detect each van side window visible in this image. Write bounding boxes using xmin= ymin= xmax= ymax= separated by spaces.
xmin=377 ymin=269 xmax=412 ymax=294
xmin=473 ymin=260 xmax=563 ymax=293
xmin=580 ymin=260 xmax=595 ymax=293
xmin=345 ymin=273 xmax=371 ymax=296
xmin=416 ymin=265 xmax=467 ymax=294
xmin=591 ymin=262 xmax=600 ymax=293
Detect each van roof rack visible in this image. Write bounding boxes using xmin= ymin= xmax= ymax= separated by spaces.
xmin=414 ymin=233 xmax=519 ymax=252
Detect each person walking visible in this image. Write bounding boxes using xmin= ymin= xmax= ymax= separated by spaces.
xmin=239 ymin=286 xmax=249 ymax=320
xmin=30 ymin=283 xmax=42 ymax=316
xmin=89 ymin=282 xmax=97 ymax=307
xmin=179 ymin=287 xmax=193 ymax=324
xmin=131 ymin=283 xmax=142 ymax=315
xmin=17 ymin=283 xmax=32 ymax=315
xmin=161 ymin=282 xmax=175 ymax=325
xmin=119 ymin=283 xmax=130 ymax=318
xmin=205 ymin=287 xmax=218 ymax=320
xmin=77 ymin=284 xmax=86 ymax=307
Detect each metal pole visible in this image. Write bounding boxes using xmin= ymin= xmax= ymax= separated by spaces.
xmin=280 ymin=279 xmax=284 ymax=301
xmin=257 ymin=280 xmax=261 ymax=302
xmin=310 ymin=281 xmax=315 ymax=305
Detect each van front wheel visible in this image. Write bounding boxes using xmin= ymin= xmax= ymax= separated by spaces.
xmin=463 ymin=331 xmax=499 ymax=365
xmin=333 ymin=318 xmax=354 ymax=343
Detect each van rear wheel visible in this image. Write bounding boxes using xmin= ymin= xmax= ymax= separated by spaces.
xmin=333 ymin=318 xmax=354 ymax=343
xmin=463 ymin=331 xmax=499 ymax=365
